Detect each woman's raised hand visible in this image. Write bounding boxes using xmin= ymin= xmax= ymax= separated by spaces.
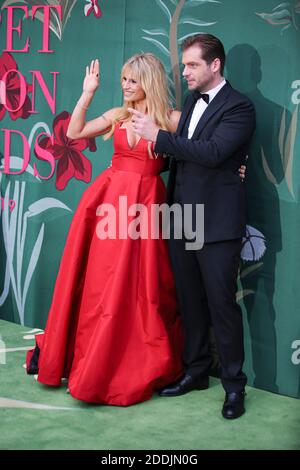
xmin=83 ymin=59 xmax=100 ymax=94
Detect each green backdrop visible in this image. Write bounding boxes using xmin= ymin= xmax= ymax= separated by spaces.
xmin=0 ymin=0 xmax=299 ymax=399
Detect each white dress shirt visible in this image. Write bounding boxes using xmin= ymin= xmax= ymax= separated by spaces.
xmin=188 ymin=79 xmax=226 ymax=138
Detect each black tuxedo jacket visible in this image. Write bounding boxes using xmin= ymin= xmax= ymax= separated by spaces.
xmin=155 ymin=82 xmax=256 ymax=243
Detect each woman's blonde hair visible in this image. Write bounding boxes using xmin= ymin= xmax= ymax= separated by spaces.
xmin=104 ymin=53 xmax=172 ymax=140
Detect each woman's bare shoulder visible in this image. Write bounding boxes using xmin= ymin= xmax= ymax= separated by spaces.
xmin=102 ymin=106 xmax=123 ymax=121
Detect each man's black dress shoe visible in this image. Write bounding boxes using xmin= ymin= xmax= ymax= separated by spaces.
xmin=158 ymin=374 xmax=209 ymax=397
xmin=222 ymin=391 xmax=246 ymax=419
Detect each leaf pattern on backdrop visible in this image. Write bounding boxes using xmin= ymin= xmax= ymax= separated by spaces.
xmin=256 ymin=1 xmax=300 ymax=34
xmin=262 ymin=106 xmax=298 ymax=200
xmin=142 ymin=0 xmax=221 ymax=108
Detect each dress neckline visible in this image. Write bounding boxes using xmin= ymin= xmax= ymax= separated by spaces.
xmin=118 ymin=123 xmax=142 ymax=151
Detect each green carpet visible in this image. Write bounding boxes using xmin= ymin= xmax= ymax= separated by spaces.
xmin=0 ymin=319 xmax=299 ymax=450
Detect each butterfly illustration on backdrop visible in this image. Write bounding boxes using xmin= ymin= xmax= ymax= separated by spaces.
xmin=84 ymin=0 xmax=102 ymax=18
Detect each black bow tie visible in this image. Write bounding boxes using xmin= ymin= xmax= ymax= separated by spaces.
xmin=193 ymin=90 xmax=209 ymax=104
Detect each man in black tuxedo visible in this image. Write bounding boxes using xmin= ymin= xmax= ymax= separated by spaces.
xmin=130 ymin=34 xmax=256 ymax=419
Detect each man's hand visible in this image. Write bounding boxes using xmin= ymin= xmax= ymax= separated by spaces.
xmin=128 ymin=108 xmax=160 ymax=143
xmin=239 ymin=164 xmax=246 ymax=181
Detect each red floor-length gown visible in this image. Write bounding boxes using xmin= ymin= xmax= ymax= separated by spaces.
xmin=26 ymin=123 xmax=183 ymax=406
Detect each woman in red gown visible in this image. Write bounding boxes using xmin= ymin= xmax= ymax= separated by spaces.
xmin=26 ymin=54 xmax=184 ymax=406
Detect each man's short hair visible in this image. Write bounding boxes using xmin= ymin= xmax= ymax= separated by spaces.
xmin=182 ymin=34 xmax=225 ymax=75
